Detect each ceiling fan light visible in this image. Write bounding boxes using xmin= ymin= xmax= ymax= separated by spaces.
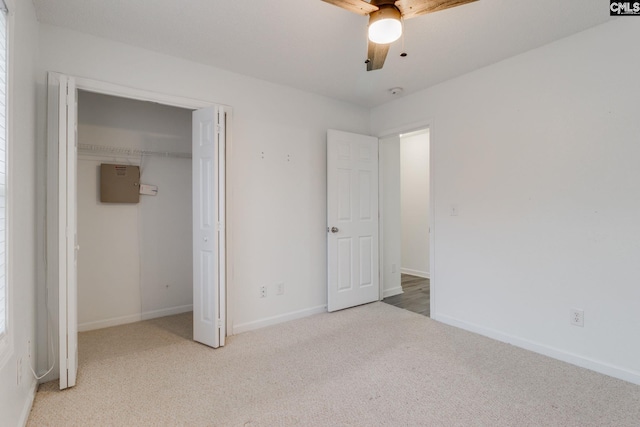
xmin=368 ymin=5 xmax=402 ymax=44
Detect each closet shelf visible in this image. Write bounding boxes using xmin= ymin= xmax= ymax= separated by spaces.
xmin=78 ymin=143 xmax=192 ymax=159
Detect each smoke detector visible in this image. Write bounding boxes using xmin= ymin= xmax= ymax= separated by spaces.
xmin=389 ymin=87 xmax=404 ymax=96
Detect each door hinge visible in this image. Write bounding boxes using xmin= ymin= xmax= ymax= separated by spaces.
xmin=66 ymin=87 xmax=73 ymax=106
xmin=217 ymin=318 xmax=225 ymax=329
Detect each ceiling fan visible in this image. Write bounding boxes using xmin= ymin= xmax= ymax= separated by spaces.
xmin=322 ymin=0 xmax=478 ymax=71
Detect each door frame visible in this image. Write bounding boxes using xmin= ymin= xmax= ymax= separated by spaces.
xmin=376 ymin=120 xmax=435 ymax=316
xmin=46 ymin=72 xmax=235 ymax=386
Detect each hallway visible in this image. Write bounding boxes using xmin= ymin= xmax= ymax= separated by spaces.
xmin=382 ymin=274 xmax=430 ymax=317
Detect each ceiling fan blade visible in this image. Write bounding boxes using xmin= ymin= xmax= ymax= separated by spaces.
xmin=366 ymin=40 xmax=390 ymax=71
xmin=395 ymin=0 xmax=478 ymax=20
xmin=321 ymin=0 xmax=379 ymax=16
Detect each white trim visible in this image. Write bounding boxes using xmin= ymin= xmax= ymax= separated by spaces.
xmin=377 ymin=119 xmax=433 ymax=140
xmin=233 ymin=305 xmax=327 ymax=335
xmin=218 ymin=107 xmax=227 ymax=344
xmin=0 ymin=3 xmax=11 ymax=368
xmin=57 ymin=74 xmax=69 ymax=390
xmin=400 ymin=268 xmax=430 ymax=279
xmin=378 ymin=146 xmax=384 ymax=301
xmin=224 ymin=110 xmax=234 ymax=337
xmin=382 ymin=286 xmax=404 ymax=298
xmin=428 ymin=122 xmax=436 ymax=322
xmin=78 ymin=305 xmax=194 ymax=332
xmin=72 ymin=76 xmax=211 ymax=110
xmin=434 ymin=313 xmax=640 ymax=386
xmin=66 ymin=77 xmax=78 ymax=388
xmin=18 ymin=379 xmax=37 ymax=427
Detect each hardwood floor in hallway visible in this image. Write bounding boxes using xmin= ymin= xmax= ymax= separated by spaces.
xmin=382 ymin=274 xmax=430 ymax=317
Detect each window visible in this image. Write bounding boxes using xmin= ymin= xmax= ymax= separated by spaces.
xmin=0 ymin=2 xmax=8 ymax=341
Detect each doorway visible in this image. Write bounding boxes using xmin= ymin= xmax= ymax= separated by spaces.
xmin=379 ymin=128 xmax=431 ymax=317
xmin=46 ymin=73 xmax=231 ymax=389
xmin=76 ymin=90 xmax=194 ymax=331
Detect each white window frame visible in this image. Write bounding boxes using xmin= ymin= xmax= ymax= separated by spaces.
xmin=0 ymin=0 xmax=12 ymax=368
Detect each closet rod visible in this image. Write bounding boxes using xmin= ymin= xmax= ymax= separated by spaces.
xmin=78 ymin=143 xmax=192 ymax=159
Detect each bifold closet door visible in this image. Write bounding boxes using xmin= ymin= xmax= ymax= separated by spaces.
xmin=192 ymin=106 xmax=226 ymax=348
xmin=50 ymin=71 xmax=78 ymax=390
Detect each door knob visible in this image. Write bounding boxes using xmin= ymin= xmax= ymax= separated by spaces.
xmin=330 ymin=227 xmax=339 ymax=233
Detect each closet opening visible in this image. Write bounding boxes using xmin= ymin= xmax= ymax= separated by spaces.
xmin=46 ymin=72 xmax=230 ymax=389
xmin=76 ymin=90 xmax=194 ymax=333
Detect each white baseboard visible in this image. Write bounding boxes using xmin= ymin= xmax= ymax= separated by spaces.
xmin=400 ymin=268 xmax=430 ymax=279
xmin=19 ymin=379 xmax=37 ymax=427
xmin=78 ymin=304 xmax=193 ymax=332
xmin=433 ymin=313 xmax=640 ymax=386
xmin=233 ymin=305 xmax=327 ymax=335
xmin=383 ymin=286 xmax=404 ymax=298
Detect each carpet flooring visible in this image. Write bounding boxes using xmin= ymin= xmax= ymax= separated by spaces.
xmin=27 ymin=303 xmax=640 ymax=426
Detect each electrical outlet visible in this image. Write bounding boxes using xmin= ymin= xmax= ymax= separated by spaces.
xmin=570 ymin=308 xmax=584 ymax=327
xmin=276 ymin=282 xmax=285 ymax=295
xmin=450 ymin=204 xmax=459 ymax=216
xmin=259 ymin=286 xmax=267 ymax=298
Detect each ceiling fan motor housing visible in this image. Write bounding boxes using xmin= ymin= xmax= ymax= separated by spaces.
xmin=368 ymin=4 xmax=402 ymax=44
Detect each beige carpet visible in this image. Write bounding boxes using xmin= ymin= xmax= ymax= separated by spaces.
xmin=28 ymin=302 xmax=640 ymax=426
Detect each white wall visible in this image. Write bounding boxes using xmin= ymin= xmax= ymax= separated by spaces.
xmin=380 ymin=135 xmax=402 ymax=297
xmin=0 ymin=0 xmax=40 ymax=425
xmin=371 ymin=19 xmax=640 ymax=385
xmin=36 ymin=24 xmax=370 ymax=377
xmin=400 ymin=130 xmax=430 ymax=278
xmin=76 ymin=91 xmax=192 ymax=331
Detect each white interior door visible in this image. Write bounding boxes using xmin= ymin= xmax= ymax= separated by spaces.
xmin=327 ymin=129 xmax=379 ymax=312
xmin=55 ymin=73 xmax=78 ymax=389
xmin=193 ymin=106 xmax=226 ymax=348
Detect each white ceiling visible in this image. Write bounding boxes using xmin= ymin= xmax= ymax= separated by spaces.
xmin=32 ymin=0 xmax=613 ymax=107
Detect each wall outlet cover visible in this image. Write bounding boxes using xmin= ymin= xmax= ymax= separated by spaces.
xmin=570 ymin=308 xmax=584 ymax=327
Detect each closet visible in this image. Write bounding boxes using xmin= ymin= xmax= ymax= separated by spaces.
xmin=76 ymin=90 xmax=194 ymax=331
